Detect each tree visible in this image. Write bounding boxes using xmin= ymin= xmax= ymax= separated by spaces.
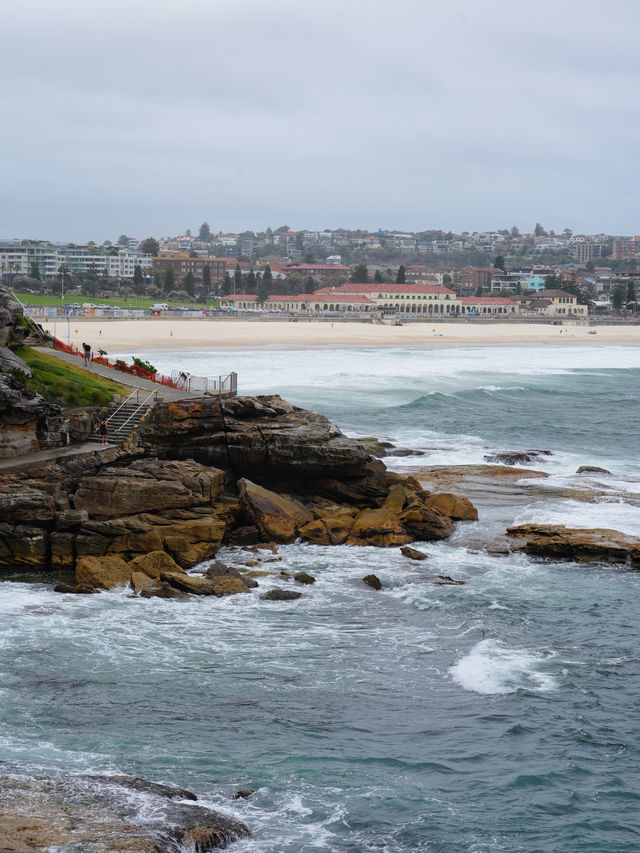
xmin=244 ymin=269 xmax=255 ymax=293
xmin=182 ymin=271 xmax=195 ymax=297
xmin=494 ymin=254 xmax=506 ymax=272
xmin=198 ymin=222 xmax=211 ymax=241
xmin=222 ymin=271 xmax=232 ymax=295
xmin=133 ymin=264 xmax=144 ymax=295
xmin=257 ymin=265 xmax=272 ymax=304
xmin=442 ymin=272 xmax=452 ymax=285
xmin=626 ymin=280 xmax=636 ymax=306
xmin=185 ymin=228 xmax=192 ymax=237
xmin=374 ymin=270 xmax=383 ymax=283
xmin=153 ymin=271 xmax=162 ymax=290
xmin=303 ymin=251 xmax=315 ymax=264
xmin=202 ymin=264 xmax=212 ymax=294
xmin=534 ymin=222 xmax=547 ymax=237
xmin=139 ymin=237 xmax=160 ymax=256
xmin=510 ymin=225 xmax=520 ymax=237
xmin=163 ymin=266 xmax=176 ymax=293
xmin=85 ymin=263 xmax=99 ymax=281
xmin=30 ymin=261 xmax=41 ymax=280
xmin=396 ymin=264 xmax=406 ymax=283
xmin=233 ymin=264 xmax=243 ymax=293
xmin=304 ymin=276 xmax=316 ymax=293
xmin=475 ymin=285 xmax=483 ymax=297
xmin=117 ymin=234 xmax=129 ymax=246
xmin=611 ymin=282 xmax=626 ymax=312
xmin=350 ymin=263 xmax=369 ymax=283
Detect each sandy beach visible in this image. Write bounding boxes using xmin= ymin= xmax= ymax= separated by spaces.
xmin=41 ymin=319 xmax=640 ymax=352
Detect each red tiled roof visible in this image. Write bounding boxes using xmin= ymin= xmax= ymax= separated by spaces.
xmin=316 ymin=283 xmax=455 ymax=295
xmin=223 ymin=293 xmax=373 ymax=304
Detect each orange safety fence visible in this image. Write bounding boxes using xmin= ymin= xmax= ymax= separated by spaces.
xmin=53 ymin=338 xmax=182 ymax=389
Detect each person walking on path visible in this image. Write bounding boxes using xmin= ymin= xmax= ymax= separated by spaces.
xmin=98 ymin=419 xmax=108 ymax=444
xmin=82 ymin=342 xmax=91 ymax=366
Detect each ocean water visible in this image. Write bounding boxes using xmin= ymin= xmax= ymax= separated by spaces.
xmin=3 ymin=344 xmax=640 ymax=851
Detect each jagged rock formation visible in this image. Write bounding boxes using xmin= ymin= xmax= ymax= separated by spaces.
xmin=0 ymin=395 xmax=477 ymax=584
xmin=0 ymin=285 xmax=68 ymax=456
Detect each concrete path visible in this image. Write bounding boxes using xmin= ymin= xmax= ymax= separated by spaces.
xmin=33 ymin=347 xmax=200 ymax=401
xmin=0 ymin=441 xmax=118 ymax=474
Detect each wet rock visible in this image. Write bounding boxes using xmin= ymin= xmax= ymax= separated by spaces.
xmin=53 ymin=582 xmax=99 ymax=594
xmin=75 ymin=555 xmax=132 ymax=589
xmin=130 ymin=571 xmax=160 ymax=594
xmin=576 ymin=465 xmax=612 ymax=474
xmin=232 ymin=788 xmax=255 ymax=800
xmin=391 ymin=448 xmax=426 ymax=457
xmin=249 ymin=542 xmax=279 ymax=553
xmin=435 ymin=575 xmax=465 ymax=585
xmin=204 ymin=561 xmax=244 ymax=579
xmin=159 ymin=571 xmax=220 ymax=596
xmin=0 ymin=772 xmax=251 ymax=851
xmin=140 ymin=581 xmax=190 ymax=599
xmin=223 ymin=525 xmax=261 ymax=546
xmin=401 ymin=546 xmax=429 ymax=561
xmin=399 ymin=504 xmax=453 ymax=541
xmin=260 ymin=588 xmax=303 ymax=601
xmin=238 ymin=478 xmax=313 ymax=543
xmin=294 ymin=571 xmax=316 ymax=584
xmin=484 ymin=450 xmax=552 ymax=466
xmin=363 ymin=574 xmax=382 ymax=590
xmin=210 ymin=577 xmax=251 ymax=596
xmin=347 ymin=506 xmax=413 ymax=547
xmin=506 ymin=523 xmax=640 ymax=566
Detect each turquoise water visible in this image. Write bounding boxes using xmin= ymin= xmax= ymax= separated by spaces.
xmin=2 ymin=345 xmax=640 ymax=851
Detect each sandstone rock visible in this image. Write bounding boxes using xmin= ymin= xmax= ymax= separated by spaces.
xmin=347 ymin=506 xmax=413 ymax=547
xmin=76 ymin=555 xmax=132 ymax=589
xmin=298 ymin=518 xmax=331 ymax=545
xmin=399 ymin=504 xmax=453 ymax=541
xmin=210 ymin=577 xmax=251 ymax=596
xmin=422 ymin=493 xmax=478 ymax=521
xmin=0 ymin=523 xmax=48 ymax=571
xmin=260 ymin=588 xmax=303 ymax=601
xmin=435 ymin=575 xmax=465 ymax=585
xmin=577 ymin=465 xmax=612 ymax=474
xmin=73 ymin=458 xmax=226 ymax=519
xmin=159 ymin=571 xmax=220 ymax=595
xmin=140 ymin=581 xmax=189 ymax=599
xmin=363 ymin=574 xmax=382 ymax=590
xmin=238 ymin=478 xmax=313 ymax=542
xmin=55 ymin=508 xmax=89 ymax=530
xmin=130 ymin=571 xmax=159 ymax=594
xmin=128 ymin=550 xmax=184 ymax=578
xmin=401 ymin=545 xmax=429 ymax=561
xmin=204 ymin=561 xmax=243 ymax=579
xmin=50 ymin=531 xmax=75 ymax=571
xmin=0 ymin=486 xmax=56 ymax=526
xmin=506 ymin=523 xmax=640 ymax=565
xmin=294 ymin=571 xmax=316 ymax=584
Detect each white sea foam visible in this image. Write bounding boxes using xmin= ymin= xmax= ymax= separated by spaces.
xmin=513 ymin=498 xmax=640 ymax=538
xmin=449 ymin=639 xmax=558 ymax=695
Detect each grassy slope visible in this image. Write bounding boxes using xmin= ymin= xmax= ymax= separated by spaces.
xmin=14 ymin=293 xmax=218 ymax=309
xmin=15 ymin=346 xmax=129 ymax=408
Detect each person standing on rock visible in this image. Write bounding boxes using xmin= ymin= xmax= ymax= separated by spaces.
xmin=98 ymin=419 xmax=108 ymax=444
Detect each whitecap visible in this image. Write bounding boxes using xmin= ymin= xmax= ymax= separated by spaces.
xmin=449 ymin=639 xmax=558 ymax=695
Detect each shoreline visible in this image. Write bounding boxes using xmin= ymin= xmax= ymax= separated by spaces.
xmin=41 ymin=319 xmax=640 ymax=352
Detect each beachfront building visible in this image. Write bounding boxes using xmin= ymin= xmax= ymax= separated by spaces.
xmin=286 ymin=263 xmax=352 ymax=279
xmin=460 ymin=296 xmax=519 ymax=315
xmin=315 ymin=283 xmax=462 ymax=315
xmin=221 ymin=293 xmax=375 ymax=314
xmin=517 ymin=289 xmax=588 ymax=316
xmin=152 ymin=252 xmax=227 ymax=285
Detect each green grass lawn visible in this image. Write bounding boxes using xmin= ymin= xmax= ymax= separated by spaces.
xmin=13 ymin=292 xmax=220 ymax=309
xmin=15 ymin=346 xmax=130 ymax=408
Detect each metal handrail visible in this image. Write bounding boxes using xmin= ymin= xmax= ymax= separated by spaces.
xmin=10 ymin=293 xmax=51 ymax=344
xmin=105 ymin=388 xmax=139 ymax=425
xmin=113 ymin=390 xmax=157 ymax=433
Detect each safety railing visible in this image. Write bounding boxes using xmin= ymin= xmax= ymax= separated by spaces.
xmin=171 ymin=370 xmax=238 ymax=396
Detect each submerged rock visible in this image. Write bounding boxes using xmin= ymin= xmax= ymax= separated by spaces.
xmin=576 ymin=465 xmax=612 ymax=475
xmin=400 ymin=546 xmax=429 ymax=561
xmin=363 ymin=574 xmax=382 ymax=590
xmin=260 ymin=588 xmax=303 ymax=601
xmin=484 ymin=450 xmax=552 ymax=466
xmin=294 ymin=571 xmax=316 ymax=584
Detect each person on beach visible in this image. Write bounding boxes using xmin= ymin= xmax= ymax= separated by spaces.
xmin=98 ymin=419 xmax=108 ymax=444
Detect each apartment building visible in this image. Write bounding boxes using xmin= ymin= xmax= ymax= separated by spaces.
xmin=152 ymin=252 xmax=227 ymax=284
xmin=0 ymin=241 xmax=151 ymax=281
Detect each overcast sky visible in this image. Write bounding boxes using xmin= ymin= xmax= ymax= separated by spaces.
xmin=1 ymin=0 xmax=638 ymax=241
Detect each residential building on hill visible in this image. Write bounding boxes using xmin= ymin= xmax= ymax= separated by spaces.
xmin=152 ymin=252 xmax=226 ymax=284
